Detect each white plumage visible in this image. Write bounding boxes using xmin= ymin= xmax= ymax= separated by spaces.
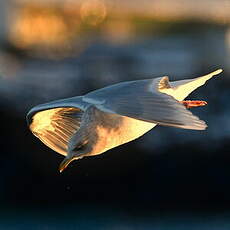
xmin=26 ymin=69 xmax=222 ymax=172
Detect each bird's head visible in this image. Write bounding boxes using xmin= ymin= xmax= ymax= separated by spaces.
xmin=59 ymin=131 xmax=95 ymax=173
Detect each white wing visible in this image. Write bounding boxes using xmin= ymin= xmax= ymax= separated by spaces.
xmin=27 ymin=96 xmax=90 ymax=156
xmin=160 ymin=69 xmax=222 ymax=101
xmin=83 ymin=78 xmax=207 ymax=130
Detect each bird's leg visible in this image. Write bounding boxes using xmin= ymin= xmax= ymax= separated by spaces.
xmin=180 ymin=100 xmax=207 ymax=109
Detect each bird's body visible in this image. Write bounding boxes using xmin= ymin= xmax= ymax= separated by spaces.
xmin=26 ymin=69 xmax=222 ymax=172
xmin=81 ymin=106 xmax=155 ymax=156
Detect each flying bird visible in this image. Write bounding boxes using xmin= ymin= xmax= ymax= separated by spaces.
xmin=26 ymin=69 xmax=222 ymax=172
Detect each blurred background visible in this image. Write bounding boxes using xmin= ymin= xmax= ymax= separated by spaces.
xmin=1 ymin=0 xmax=230 ymax=229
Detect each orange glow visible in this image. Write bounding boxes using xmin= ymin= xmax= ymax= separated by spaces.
xmin=80 ymin=0 xmax=107 ymax=26
xmin=7 ymin=0 xmax=229 ymax=59
xmin=104 ymin=20 xmax=134 ymax=43
xmin=9 ymin=4 xmax=73 ymax=48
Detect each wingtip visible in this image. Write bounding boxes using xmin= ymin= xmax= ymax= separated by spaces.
xmin=212 ymin=69 xmax=223 ymax=76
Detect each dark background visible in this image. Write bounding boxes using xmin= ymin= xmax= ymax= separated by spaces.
xmin=0 ymin=0 xmax=230 ymax=229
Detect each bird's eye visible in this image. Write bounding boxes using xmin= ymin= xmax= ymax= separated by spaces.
xmin=72 ymin=140 xmax=88 ymax=152
xmin=73 ymin=144 xmax=85 ymax=152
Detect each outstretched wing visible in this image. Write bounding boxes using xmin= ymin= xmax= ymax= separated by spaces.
xmin=27 ymin=96 xmax=89 ymax=156
xmin=83 ymin=78 xmax=207 ymax=130
xmin=160 ymin=69 xmax=222 ymax=101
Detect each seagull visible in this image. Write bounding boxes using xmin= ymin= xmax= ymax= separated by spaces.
xmin=26 ymin=69 xmax=222 ymax=172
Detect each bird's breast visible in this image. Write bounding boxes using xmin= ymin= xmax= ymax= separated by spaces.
xmin=92 ymin=114 xmax=156 ymax=155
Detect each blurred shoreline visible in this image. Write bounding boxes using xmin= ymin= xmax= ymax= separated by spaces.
xmin=0 ymin=1 xmax=230 ymax=227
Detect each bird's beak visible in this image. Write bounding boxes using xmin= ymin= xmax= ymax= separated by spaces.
xmin=59 ymin=156 xmax=74 ymax=173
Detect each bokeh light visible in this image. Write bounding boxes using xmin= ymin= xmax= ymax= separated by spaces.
xmin=80 ymin=0 xmax=107 ymax=26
